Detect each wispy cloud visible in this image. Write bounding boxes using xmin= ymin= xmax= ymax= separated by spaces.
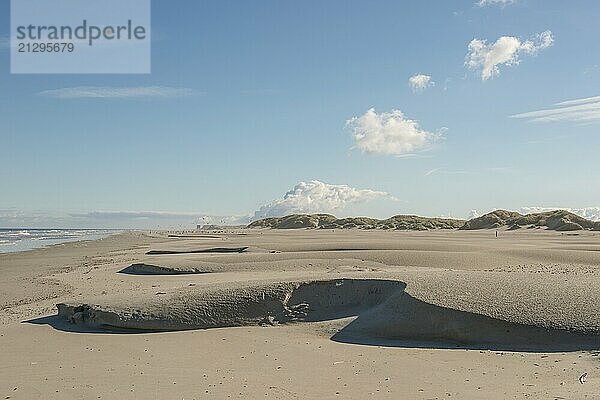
xmin=510 ymin=96 xmax=600 ymax=123
xmin=466 ymin=31 xmax=554 ymax=80
xmin=424 ymin=168 xmax=470 ymax=177
xmin=425 ymin=166 xmax=511 ymax=177
xmin=555 ymin=96 xmax=600 ymax=106
xmin=476 ymin=0 xmax=516 ymax=7
xmin=408 ymin=74 xmax=435 ymax=93
xmin=394 ymin=153 xmax=433 ymax=159
xmin=38 ymin=86 xmax=194 ymax=99
xmin=347 ymin=108 xmax=443 ymax=156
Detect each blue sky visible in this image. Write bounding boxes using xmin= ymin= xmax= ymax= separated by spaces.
xmin=1 ymin=0 xmax=599 ymax=228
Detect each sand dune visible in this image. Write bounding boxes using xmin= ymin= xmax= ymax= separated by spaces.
xmin=462 ymin=210 xmax=600 ymax=231
xmin=248 ymin=213 xmax=464 ymax=230
xmin=248 ymin=210 xmax=600 ymax=232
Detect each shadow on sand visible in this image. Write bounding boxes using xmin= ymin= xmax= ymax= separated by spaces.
xmin=24 ymin=315 xmax=153 ymax=335
xmin=117 ymin=263 xmax=210 ymax=275
xmin=145 ymin=247 xmax=248 ymax=255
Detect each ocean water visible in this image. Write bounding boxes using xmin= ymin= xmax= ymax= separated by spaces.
xmin=0 ymin=229 xmax=117 ymax=253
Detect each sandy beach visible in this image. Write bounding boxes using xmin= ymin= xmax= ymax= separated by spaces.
xmin=1 ymin=228 xmax=599 ymax=399
xmin=4 ymin=0 xmax=599 ymax=398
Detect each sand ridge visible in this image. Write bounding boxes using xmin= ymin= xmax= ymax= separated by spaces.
xmin=55 ymin=270 xmax=600 ymax=350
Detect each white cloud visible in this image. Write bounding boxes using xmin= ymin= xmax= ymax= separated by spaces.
xmin=408 ymin=74 xmax=435 ymax=93
xmin=38 ymin=86 xmax=194 ymax=99
xmin=395 ymin=153 xmax=433 ymax=159
xmin=252 ymin=180 xmax=390 ymax=220
xmin=347 ymin=108 xmax=441 ymax=156
xmin=466 ymin=30 xmax=554 ymax=80
xmin=510 ymin=96 xmax=600 ymax=123
xmin=476 ymin=0 xmax=516 ymax=7
xmin=555 ymin=96 xmax=600 ymax=106
xmin=467 ymin=210 xmax=480 ymax=219
xmin=425 ymin=168 xmax=470 ymax=177
xmin=519 ymin=207 xmax=600 ymax=222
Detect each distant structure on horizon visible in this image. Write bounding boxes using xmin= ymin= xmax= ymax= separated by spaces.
xmin=196 ymin=224 xmax=221 ymax=231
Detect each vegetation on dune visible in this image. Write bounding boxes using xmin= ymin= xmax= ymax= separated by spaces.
xmin=247 ymin=214 xmax=464 ymax=230
xmin=460 ymin=210 xmax=600 ymax=231
xmin=248 ymin=210 xmax=600 ymax=232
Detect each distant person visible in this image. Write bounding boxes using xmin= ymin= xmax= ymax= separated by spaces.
xmin=495 ymin=230 xmax=498 ymax=238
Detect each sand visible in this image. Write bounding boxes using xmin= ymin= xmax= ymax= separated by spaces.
xmin=1 ymin=229 xmax=600 ymax=399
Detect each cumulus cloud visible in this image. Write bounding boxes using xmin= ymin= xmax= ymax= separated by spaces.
xmin=519 ymin=207 xmax=600 ymax=222
xmin=252 ymin=180 xmax=390 ymax=220
xmin=476 ymin=0 xmax=516 ymax=7
xmin=38 ymin=86 xmax=194 ymax=99
xmin=510 ymin=96 xmax=600 ymax=123
xmin=408 ymin=74 xmax=435 ymax=93
xmin=466 ymin=30 xmax=554 ymax=80
xmin=347 ymin=108 xmax=441 ymax=156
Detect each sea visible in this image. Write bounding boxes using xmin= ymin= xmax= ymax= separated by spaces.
xmin=0 ymin=228 xmax=118 ymax=254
